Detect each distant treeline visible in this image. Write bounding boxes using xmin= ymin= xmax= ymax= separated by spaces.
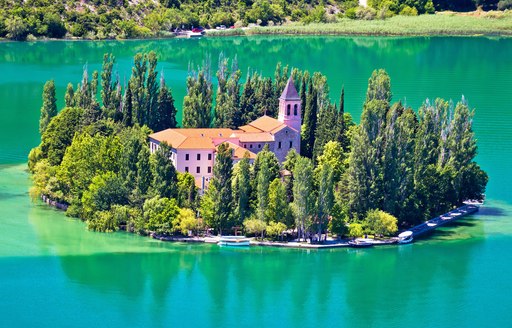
xmin=28 ymin=52 xmax=487 ymax=241
xmin=1 ymin=0 xmax=510 ymax=41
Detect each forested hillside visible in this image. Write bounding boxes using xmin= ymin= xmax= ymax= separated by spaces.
xmin=0 ymin=0 xmax=509 ymax=40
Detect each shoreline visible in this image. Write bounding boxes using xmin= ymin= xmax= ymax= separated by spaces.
xmin=2 ymin=13 xmax=512 ymax=43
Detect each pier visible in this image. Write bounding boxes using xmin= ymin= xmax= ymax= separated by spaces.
xmin=400 ymin=203 xmax=480 ymax=240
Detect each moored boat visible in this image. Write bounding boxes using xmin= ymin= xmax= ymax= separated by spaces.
xmin=397 ymin=231 xmax=413 ymax=244
xmin=348 ymin=238 xmax=374 ymax=248
xmin=218 ymin=236 xmax=251 ymax=246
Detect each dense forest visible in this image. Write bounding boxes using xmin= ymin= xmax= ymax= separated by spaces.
xmin=0 ymin=0 xmax=510 ymax=40
xmin=28 ymin=52 xmax=487 ymax=241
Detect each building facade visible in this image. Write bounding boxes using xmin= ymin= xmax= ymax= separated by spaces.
xmin=149 ymin=78 xmax=302 ymax=184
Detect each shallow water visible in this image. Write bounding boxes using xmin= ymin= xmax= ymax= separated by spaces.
xmin=0 ymin=36 xmax=511 ymax=327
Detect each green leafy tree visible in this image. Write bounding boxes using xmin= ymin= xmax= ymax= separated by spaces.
xmin=151 ymin=142 xmax=178 ymax=199
xmin=65 ymin=83 xmax=75 ymax=108
xmin=177 ymin=172 xmax=197 ymax=209
xmin=209 ymin=143 xmax=234 ymax=234
xmin=39 ymin=80 xmax=58 ymax=136
xmin=232 ymin=154 xmax=252 ymax=224
xmin=82 ymin=172 xmax=128 ymax=221
xmin=364 ymin=209 xmax=398 ymax=237
xmin=316 ymin=162 xmax=335 ymax=241
xmin=182 ymin=60 xmax=212 ymax=128
xmin=243 ymin=217 xmax=266 ymax=238
xmin=292 ymin=156 xmax=315 ymax=241
xmin=267 ymin=178 xmax=293 ymax=227
xmin=266 ymin=221 xmax=287 ymax=240
xmin=143 ymin=196 xmax=179 ymax=234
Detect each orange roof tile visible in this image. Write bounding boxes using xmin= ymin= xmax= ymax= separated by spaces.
xmin=236 ymin=132 xmax=274 ymax=143
xmin=238 ymin=124 xmax=263 ymax=133
xmin=149 ymin=129 xmax=187 ymax=148
xmin=244 ymin=115 xmax=286 ymax=133
xmin=220 ymin=142 xmax=257 ymax=160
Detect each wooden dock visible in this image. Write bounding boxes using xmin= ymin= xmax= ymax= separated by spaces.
xmin=402 ymin=204 xmax=480 ymax=239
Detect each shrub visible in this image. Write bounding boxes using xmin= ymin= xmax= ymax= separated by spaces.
xmin=400 ymin=5 xmax=418 ymax=16
xmin=498 ymin=0 xmax=512 ymax=10
xmin=344 ymin=7 xmax=357 ymax=19
xmin=356 ymin=6 xmax=377 ymax=20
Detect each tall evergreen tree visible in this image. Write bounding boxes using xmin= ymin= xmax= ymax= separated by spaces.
xmin=240 ymin=72 xmax=260 ymax=124
xmin=122 ymin=84 xmax=134 ymax=127
xmin=301 ymin=79 xmax=318 ymax=159
xmin=64 ymin=83 xmax=75 ymax=108
xmin=213 ymin=53 xmax=230 ymax=128
xmin=151 ymin=142 xmax=177 ymax=199
xmin=313 ymin=103 xmax=337 ymax=161
xmin=335 ymin=85 xmax=347 ymax=147
xmin=299 ymin=72 xmax=309 ymax=125
xmin=154 ymin=74 xmax=177 ymax=131
xmin=146 ymin=51 xmax=159 ymax=129
xmin=39 ymin=80 xmax=58 ymax=135
xmin=210 ymin=143 xmax=234 ymax=234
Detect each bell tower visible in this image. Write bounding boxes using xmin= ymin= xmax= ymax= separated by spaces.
xmin=278 ymin=77 xmax=301 ymax=132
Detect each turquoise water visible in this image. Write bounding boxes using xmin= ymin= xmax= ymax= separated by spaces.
xmin=0 ymin=36 xmax=511 ymax=327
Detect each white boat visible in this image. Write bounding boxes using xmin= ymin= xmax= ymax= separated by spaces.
xmin=204 ymin=236 xmax=220 ymax=243
xmin=217 ymin=236 xmax=251 ymax=246
xmin=187 ymin=31 xmax=203 ymax=38
xmin=397 ymin=231 xmax=413 ymax=244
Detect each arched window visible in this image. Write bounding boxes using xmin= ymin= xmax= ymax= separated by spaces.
xmin=286 ymin=104 xmax=290 ymax=115
xmin=294 ymin=104 xmax=298 ymax=115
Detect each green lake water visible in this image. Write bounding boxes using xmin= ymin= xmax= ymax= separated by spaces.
xmin=0 ymin=36 xmax=511 ymax=327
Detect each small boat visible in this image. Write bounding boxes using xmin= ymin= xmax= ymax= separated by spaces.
xmin=397 ymin=231 xmax=413 ymax=244
xmin=204 ymin=236 xmax=220 ymax=243
xmin=217 ymin=236 xmax=251 ymax=247
xmin=187 ymin=31 xmax=203 ymax=38
xmin=348 ymin=238 xmax=374 ymax=248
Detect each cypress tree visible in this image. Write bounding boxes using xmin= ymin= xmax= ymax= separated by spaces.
xmin=122 ymin=83 xmax=134 ymax=127
xmin=213 ymin=53 xmax=229 ymax=128
xmin=154 ymin=74 xmax=177 ymax=131
xmin=210 ymin=143 xmax=234 ymax=235
xmin=240 ymin=72 xmax=260 ymax=124
xmin=301 ymin=79 xmax=318 ymax=159
xmin=64 ymin=83 xmax=75 ymax=108
xmin=151 ymin=142 xmax=177 ymax=199
xmin=100 ymin=53 xmax=115 ymax=112
xmin=267 ymin=178 xmax=292 ymax=227
xmin=335 ymin=85 xmax=347 ymax=148
xmin=146 ymin=51 xmax=159 ymax=129
xmin=225 ymin=66 xmax=242 ymax=129
xmin=313 ymin=103 xmax=337 ymax=162
xmin=299 ymin=73 xmax=309 ymax=125
xmin=39 ymin=80 xmax=58 ymax=135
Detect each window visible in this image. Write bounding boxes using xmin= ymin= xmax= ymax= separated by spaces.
xmin=197 ymin=154 xmax=201 ymax=161
xmin=185 ymin=167 xmax=189 ymax=172
xmin=258 ymin=144 xmax=261 ymax=148
xmin=185 ymin=154 xmax=189 ymax=161
xmin=294 ymin=104 xmax=298 ymax=115
xmin=208 ymin=166 xmax=212 ymax=174
xmin=286 ymin=104 xmax=290 ymax=115
xmin=250 ymin=144 xmax=253 ymax=149
xmin=278 ymin=141 xmax=281 ymax=149
xmin=289 ymin=141 xmax=293 ymax=148
xmin=243 ymin=144 xmax=247 ymax=148
xmin=196 ymin=166 xmax=200 ymax=174
xmin=208 ymin=154 xmax=212 ymax=160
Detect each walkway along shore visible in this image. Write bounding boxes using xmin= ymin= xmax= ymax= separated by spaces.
xmin=40 ymin=194 xmax=479 ymax=249
xmin=151 ymin=203 xmax=481 ymax=249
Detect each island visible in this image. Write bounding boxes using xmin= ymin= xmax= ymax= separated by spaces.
xmin=28 ymin=52 xmax=488 ymax=246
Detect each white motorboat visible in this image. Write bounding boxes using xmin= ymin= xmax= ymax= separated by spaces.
xmin=217 ymin=236 xmax=251 ymax=246
xmin=397 ymin=231 xmax=413 ymax=244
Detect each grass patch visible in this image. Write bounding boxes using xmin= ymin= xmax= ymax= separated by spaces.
xmin=207 ymin=12 xmax=512 ymax=37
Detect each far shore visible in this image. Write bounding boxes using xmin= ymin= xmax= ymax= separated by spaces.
xmin=1 ymin=11 xmax=512 ymax=44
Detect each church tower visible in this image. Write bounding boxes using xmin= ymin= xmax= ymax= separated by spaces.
xmin=278 ymin=77 xmax=301 ymax=132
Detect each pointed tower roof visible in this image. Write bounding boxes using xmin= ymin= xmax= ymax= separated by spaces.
xmin=279 ymin=77 xmax=300 ymax=100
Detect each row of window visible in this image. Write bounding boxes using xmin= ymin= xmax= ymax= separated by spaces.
xmin=185 ymin=166 xmax=212 ymax=174
xmin=185 ymin=153 xmax=213 ymax=161
xmin=242 ymin=141 xmax=293 ymax=150
xmin=286 ymin=104 xmax=299 ymax=116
